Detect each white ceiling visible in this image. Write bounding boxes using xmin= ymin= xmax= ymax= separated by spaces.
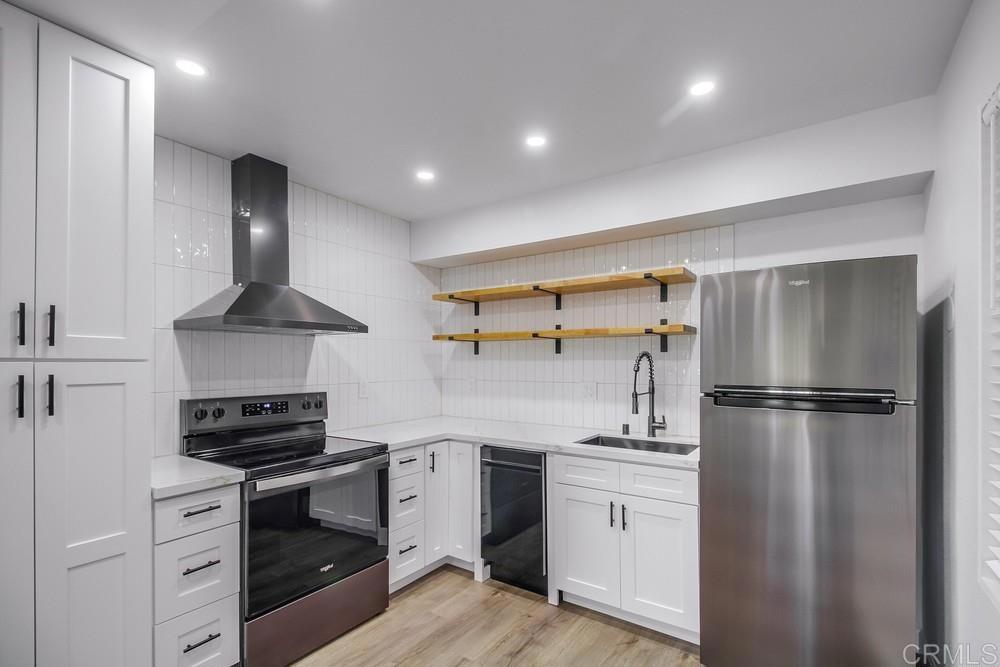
xmin=16 ymin=0 xmax=969 ymax=222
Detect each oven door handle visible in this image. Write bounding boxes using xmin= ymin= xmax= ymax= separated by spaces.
xmin=251 ymin=454 xmax=389 ymax=494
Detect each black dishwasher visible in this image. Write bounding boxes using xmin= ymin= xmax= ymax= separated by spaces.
xmin=480 ymin=446 xmax=546 ymax=595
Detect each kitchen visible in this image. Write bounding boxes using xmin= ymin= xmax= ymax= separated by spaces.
xmin=0 ymin=1 xmax=996 ymax=666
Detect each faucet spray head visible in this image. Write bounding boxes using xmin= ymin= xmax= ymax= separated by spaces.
xmin=631 ymin=391 xmax=639 ymax=414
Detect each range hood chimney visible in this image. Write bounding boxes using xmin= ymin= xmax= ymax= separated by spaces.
xmin=173 ymin=154 xmax=368 ymax=335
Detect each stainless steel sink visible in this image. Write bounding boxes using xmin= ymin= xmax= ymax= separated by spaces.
xmin=576 ymin=434 xmax=698 ymax=456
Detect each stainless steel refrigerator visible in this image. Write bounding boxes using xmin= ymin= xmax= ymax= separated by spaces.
xmin=699 ymin=256 xmax=917 ymax=667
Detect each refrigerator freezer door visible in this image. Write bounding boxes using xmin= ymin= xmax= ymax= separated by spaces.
xmin=700 ymin=256 xmax=916 ymax=398
xmin=699 ymin=397 xmax=916 ymax=667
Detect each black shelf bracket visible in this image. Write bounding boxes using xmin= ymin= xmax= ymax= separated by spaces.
xmin=533 ymin=324 xmax=562 ymax=354
xmin=447 ymin=294 xmax=479 ymax=316
xmin=643 ymin=318 xmax=670 ymax=353
xmin=446 ymin=327 xmax=480 ymax=354
xmin=532 ymin=285 xmax=562 ymax=310
xmin=643 ymin=273 xmax=670 ymax=303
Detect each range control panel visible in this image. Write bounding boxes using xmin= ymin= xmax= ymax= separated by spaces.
xmin=180 ymin=392 xmax=328 ymax=435
xmin=242 ymin=400 xmax=289 ymax=417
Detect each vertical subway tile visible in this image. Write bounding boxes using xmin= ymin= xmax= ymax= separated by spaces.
xmin=190 ymin=149 xmax=208 ymax=211
xmin=154 ymin=136 xmax=174 ymax=202
xmin=172 ymin=143 xmax=192 ymax=205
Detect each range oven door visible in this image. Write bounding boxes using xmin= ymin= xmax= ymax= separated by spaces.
xmin=244 ymin=454 xmax=389 ymax=620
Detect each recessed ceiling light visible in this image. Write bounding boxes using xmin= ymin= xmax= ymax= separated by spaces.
xmin=176 ymin=59 xmax=207 ymax=77
xmin=415 ymin=169 xmax=436 ymax=182
xmin=525 ymin=134 xmax=547 ymax=149
xmin=689 ymin=80 xmax=716 ymax=96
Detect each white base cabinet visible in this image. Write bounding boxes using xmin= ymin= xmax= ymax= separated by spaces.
xmin=388 ymin=440 xmax=475 ymax=586
xmin=424 ymin=440 xmax=450 ymax=561
xmin=448 ymin=442 xmax=475 ymax=562
xmin=550 ymin=454 xmax=700 ymax=638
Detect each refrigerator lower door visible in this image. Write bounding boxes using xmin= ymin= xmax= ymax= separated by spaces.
xmin=699 ymin=397 xmax=916 ymax=667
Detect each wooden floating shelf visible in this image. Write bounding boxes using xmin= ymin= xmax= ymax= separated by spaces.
xmin=432 ymin=266 xmax=696 ymax=314
xmin=433 ymin=323 xmax=696 ymax=354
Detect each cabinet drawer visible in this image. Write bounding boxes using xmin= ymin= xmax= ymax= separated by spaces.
xmin=155 ymin=523 xmax=240 ymax=624
xmin=390 ymin=447 xmax=425 ymax=479
xmin=154 ymin=593 xmax=239 ymax=667
xmin=389 ymin=471 xmax=425 ymax=529
xmin=552 ymin=455 xmax=620 ymax=492
xmin=619 ymin=463 xmax=698 ymax=505
xmin=389 ymin=521 xmax=425 ymax=583
xmin=155 ymin=485 xmax=240 ymax=545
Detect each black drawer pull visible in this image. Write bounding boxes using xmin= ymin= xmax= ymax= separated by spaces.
xmin=430 ymin=450 xmax=435 ymax=472
xmin=398 ymin=457 xmax=417 ymax=465
xmin=16 ymin=302 xmax=25 ymax=346
xmin=183 ymin=632 xmax=221 ymax=654
xmin=182 ymin=559 xmax=221 ymax=576
xmin=398 ymin=545 xmax=417 ymax=555
xmin=183 ymin=504 xmax=222 ymax=518
xmin=610 ymin=501 xmax=615 ymax=527
xmin=399 ymin=494 xmax=418 ymax=504
xmin=16 ymin=374 xmax=24 ymax=419
xmin=621 ymin=504 xmax=627 ymax=531
xmin=47 ymin=305 xmax=55 ymax=346
xmin=47 ymin=374 xmax=54 ymax=417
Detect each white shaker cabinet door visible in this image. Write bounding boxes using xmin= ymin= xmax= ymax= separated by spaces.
xmin=0 ymin=3 xmax=36 ymax=358
xmin=619 ymin=495 xmax=699 ymax=632
xmin=35 ymin=22 xmax=154 ymax=360
xmin=551 ymin=484 xmax=621 ymax=608
xmin=0 ymin=362 xmax=34 ymax=666
xmin=448 ymin=442 xmax=475 ymax=561
xmin=34 ymin=361 xmax=152 ymax=667
xmin=424 ymin=441 xmax=450 ymax=562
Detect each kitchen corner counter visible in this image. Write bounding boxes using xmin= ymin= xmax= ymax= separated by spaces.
xmin=331 ymin=417 xmax=699 ymax=470
xmin=151 ymin=455 xmax=246 ymax=500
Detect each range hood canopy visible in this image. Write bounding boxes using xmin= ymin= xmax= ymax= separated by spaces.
xmin=173 ymin=154 xmax=368 ymax=335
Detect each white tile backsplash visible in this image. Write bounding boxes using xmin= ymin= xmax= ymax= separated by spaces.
xmin=153 ymin=137 xmax=442 ymax=456
xmin=439 ymin=228 xmax=734 ymax=438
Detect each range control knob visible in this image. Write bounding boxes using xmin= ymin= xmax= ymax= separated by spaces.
xmin=301 ymin=399 xmax=313 ymax=410
xmin=193 ymin=408 xmax=208 ymax=421
xmin=212 ymin=407 xmax=226 ymax=419
xmin=314 ymin=398 xmax=324 ymax=409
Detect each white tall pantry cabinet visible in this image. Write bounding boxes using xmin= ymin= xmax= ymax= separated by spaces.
xmin=0 ymin=4 xmax=155 ymax=666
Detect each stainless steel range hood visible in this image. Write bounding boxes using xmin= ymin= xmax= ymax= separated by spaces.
xmin=173 ymin=154 xmax=368 ymax=335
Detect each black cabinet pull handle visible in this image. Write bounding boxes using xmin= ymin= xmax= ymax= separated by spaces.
xmin=398 ymin=457 xmax=417 ymax=465
xmin=47 ymin=305 xmax=55 ymax=346
xmin=621 ymin=504 xmax=627 ymax=531
xmin=16 ymin=375 xmax=24 ymax=419
xmin=183 ymin=504 xmax=222 ymax=518
xmin=610 ymin=501 xmax=615 ymax=527
xmin=182 ymin=559 xmax=221 ymax=576
xmin=47 ymin=374 xmax=54 ymax=417
xmin=183 ymin=632 xmax=221 ymax=654
xmin=399 ymin=494 xmax=418 ymax=504
xmin=430 ymin=450 xmax=435 ymax=473
xmin=16 ymin=302 xmax=25 ymax=346
xmin=398 ymin=545 xmax=417 ymax=555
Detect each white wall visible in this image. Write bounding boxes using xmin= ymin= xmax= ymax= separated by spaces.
xmin=921 ymin=0 xmax=1000 ymax=655
xmin=151 ymin=137 xmax=441 ymax=456
xmin=439 ymin=195 xmax=924 ymax=437
xmin=413 ymin=96 xmax=935 ymax=266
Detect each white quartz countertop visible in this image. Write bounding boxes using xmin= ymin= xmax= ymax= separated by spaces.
xmin=151 ymin=455 xmax=245 ymax=500
xmin=151 ymin=417 xmax=698 ymax=500
xmin=331 ymin=417 xmax=699 ymax=470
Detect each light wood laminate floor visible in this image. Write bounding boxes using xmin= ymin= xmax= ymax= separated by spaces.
xmin=294 ymin=566 xmax=700 ymax=666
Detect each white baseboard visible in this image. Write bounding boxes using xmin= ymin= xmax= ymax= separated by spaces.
xmin=561 ymin=592 xmax=700 ymax=646
xmin=389 ymin=555 xmax=473 ymax=594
